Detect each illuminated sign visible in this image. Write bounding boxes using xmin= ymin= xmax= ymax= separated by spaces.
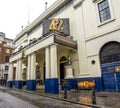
xmin=77 ymin=80 xmax=95 ymax=89
xmin=43 ymin=18 xmax=70 ymax=36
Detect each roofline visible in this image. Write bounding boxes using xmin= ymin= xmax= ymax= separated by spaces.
xmin=5 ymin=38 xmax=13 ymax=41
xmin=14 ymin=0 xmax=68 ymax=42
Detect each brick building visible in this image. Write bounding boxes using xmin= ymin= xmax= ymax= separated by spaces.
xmin=0 ymin=32 xmax=14 ymax=79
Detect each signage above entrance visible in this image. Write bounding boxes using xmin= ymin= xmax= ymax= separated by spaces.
xmin=43 ymin=18 xmax=70 ymax=36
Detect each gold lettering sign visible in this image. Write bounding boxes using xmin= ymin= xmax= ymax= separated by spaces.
xmin=49 ymin=18 xmax=63 ymax=32
xmin=78 ymin=80 xmax=95 ymax=89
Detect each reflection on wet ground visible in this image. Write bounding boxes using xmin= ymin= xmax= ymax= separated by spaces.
xmin=0 ymin=88 xmax=93 ymax=108
xmin=36 ymin=88 xmax=119 ymax=108
xmin=79 ymin=96 xmax=92 ymax=103
xmin=1 ymin=86 xmax=120 ymax=108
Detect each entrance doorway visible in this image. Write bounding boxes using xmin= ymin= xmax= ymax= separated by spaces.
xmin=100 ymin=42 xmax=120 ymax=91
xmin=60 ymin=63 xmax=66 ymax=79
xmin=59 ymin=56 xmax=67 ymax=80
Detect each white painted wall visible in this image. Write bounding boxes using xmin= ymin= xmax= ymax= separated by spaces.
xmin=12 ymin=0 xmax=120 ymax=79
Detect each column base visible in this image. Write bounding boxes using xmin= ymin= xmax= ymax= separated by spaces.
xmin=45 ymin=78 xmax=59 ymax=94
xmin=26 ymin=80 xmax=36 ymax=91
xmin=15 ymin=80 xmax=22 ymax=89
xmin=7 ymin=81 xmax=13 ymax=88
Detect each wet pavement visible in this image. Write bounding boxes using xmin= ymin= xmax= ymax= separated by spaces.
xmin=0 ymin=87 xmax=89 ymax=108
xmin=0 ymin=91 xmax=38 ymax=108
xmin=0 ymin=86 xmax=120 ymax=108
xmin=34 ymin=86 xmax=120 ymax=108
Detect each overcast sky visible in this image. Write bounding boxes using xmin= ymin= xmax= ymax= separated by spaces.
xmin=0 ymin=0 xmax=57 ymax=39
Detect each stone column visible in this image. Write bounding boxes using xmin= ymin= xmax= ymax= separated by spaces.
xmin=45 ymin=47 xmax=50 ymax=93
xmin=50 ymin=45 xmax=58 ymax=78
xmin=31 ymin=53 xmax=36 ymax=80
xmin=45 ymin=47 xmax=50 ymax=79
xmin=26 ymin=53 xmax=36 ymax=91
xmin=15 ymin=59 xmax=23 ymax=89
xmin=18 ymin=59 xmax=22 ymax=80
xmin=7 ymin=63 xmax=14 ymax=88
xmin=45 ymin=45 xmax=58 ymax=94
xmin=27 ymin=55 xmax=31 ymax=80
xmin=15 ymin=60 xmax=19 ymax=81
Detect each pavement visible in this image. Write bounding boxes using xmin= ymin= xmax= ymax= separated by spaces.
xmin=0 ymin=92 xmax=38 ymax=108
xmin=34 ymin=85 xmax=120 ymax=108
xmin=0 ymin=85 xmax=120 ymax=108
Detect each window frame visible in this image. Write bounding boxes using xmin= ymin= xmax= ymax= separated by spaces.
xmin=5 ymin=56 xmax=10 ymax=63
xmin=5 ymin=65 xmax=9 ymax=71
xmin=6 ymin=48 xmax=10 ymax=54
xmin=98 ymin=0 xmax=111 ymax=22
xmin=95 ymin=0 xmax=115 ymax=26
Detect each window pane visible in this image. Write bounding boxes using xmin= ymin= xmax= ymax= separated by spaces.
xmin=5 ymin=66 xmax=9 ymax=70
xmin=6 ymin=48 xmax=10 ymax=53
xmin=98 ymin=0 xmax=111 ymax=22
xmin=5 ymin=56 xmax=9 ymax=63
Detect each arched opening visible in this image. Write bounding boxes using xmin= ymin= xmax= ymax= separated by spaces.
xmin=59 ymin=56 xmax=67 ymax=80
xmin=100 ymin=41 xmax=120 ymax=64
xmin=100 ymin=41 xmax=120 ymax=91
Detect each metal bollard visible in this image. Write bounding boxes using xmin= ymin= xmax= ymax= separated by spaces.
xmin=92 ymin=87 xmax=96 ymax=104
xmin=64 ymin=89 xmax=67 ymax=99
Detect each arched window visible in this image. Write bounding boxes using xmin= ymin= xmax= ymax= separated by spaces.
xmin=59 ymin=56 xmax=67 ymax=63
xmin=100 ymin=42 xmax=120 ymax=64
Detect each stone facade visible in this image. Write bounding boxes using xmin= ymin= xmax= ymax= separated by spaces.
xmin=8 ymin=0 xmax=120 ymax=93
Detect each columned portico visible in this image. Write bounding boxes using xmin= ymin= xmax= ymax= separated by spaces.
xmin=7 ymin=63 xmax=14 ymax=88
xmin=15 ymin=59 xmax=23 ymax=89
xmin=45 ymin=45 xmax=59 ymax=94
xmin=9 ymin=33 xmax=77 ymax=93
xmin=26 ymin=53 xmax=36 ymax=91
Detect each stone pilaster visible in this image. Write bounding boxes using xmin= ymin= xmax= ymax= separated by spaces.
xmin=7 ymin=63 xmax=14 ymax=88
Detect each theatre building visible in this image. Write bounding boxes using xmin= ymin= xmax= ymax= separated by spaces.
xmin=7 ymin=0 xmax=120 ymax=93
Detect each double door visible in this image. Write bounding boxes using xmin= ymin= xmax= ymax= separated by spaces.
xmin=101 ymin=62 xmax=120 ymax=91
